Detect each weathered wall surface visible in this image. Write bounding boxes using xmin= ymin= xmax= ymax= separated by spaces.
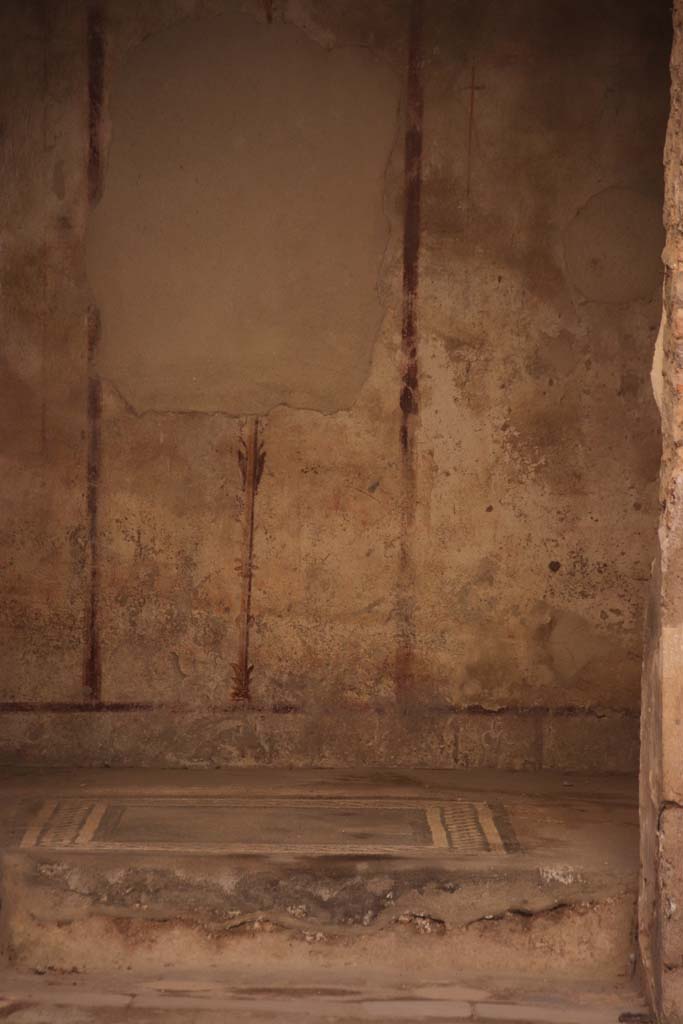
xmin=0 ymin=0 xmax=669 ymax=770
xmin=639 ymin=2 xmax=683 ymax=1018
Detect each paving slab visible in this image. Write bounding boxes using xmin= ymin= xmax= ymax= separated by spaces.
xmin=0 ymin=967 xmax=650 ymax=1023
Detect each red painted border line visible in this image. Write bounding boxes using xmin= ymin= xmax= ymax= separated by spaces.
xmin=400 ymin=0 xmax=424 ymax=445
xmin=83 ymin=4 xmax=105 ymax=702
xmin=84 ymin=308 xmax=102 ymax=702
xmin=0 ymin=703 xmax=154 ymax=713
xmin=0 ymin=702 xmax=636 ymax=718
xmin=87 ymin=2 xmax=105 ymax=204
xmin=396 ymin=0 xmax=424 ymax=701
xmin=0 ymin=702 xmax=301 ymax=714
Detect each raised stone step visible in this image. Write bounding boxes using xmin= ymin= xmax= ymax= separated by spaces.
xmin=0 ymin=769 xmax=638 ymax=980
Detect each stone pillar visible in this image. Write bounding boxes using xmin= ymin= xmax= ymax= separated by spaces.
xmin=640 ymin=4 xmax=683 ymax=1017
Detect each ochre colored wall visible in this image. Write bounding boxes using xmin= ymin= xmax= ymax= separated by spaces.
xmin=0 ymin=0 xmax=670 ymax=769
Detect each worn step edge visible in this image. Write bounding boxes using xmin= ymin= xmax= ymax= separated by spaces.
xmin=0 ymin=849 xmax=637 ymax=980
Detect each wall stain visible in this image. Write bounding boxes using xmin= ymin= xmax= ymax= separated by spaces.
xmin=396 ymin=0 xmax=424 ymax=700
xmin=232 ymin=417 xmax=266 ymax=702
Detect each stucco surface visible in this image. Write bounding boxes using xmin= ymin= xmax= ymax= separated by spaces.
xmin=0 ymin=0 xmax=670 ymax=769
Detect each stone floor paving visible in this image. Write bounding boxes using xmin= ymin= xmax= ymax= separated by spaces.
xmin=0 ymin=968 xmax=652 ymax=1023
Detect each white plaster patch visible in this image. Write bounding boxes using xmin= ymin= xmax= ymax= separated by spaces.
xmin=539 ymin=865 xmax=579 ymax=886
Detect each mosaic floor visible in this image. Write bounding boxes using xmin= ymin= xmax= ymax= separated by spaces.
xmin=19 ymin=795 xmax=520 ymax=856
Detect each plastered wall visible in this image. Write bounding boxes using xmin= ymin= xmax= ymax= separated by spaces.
xmin=0 ymin=0 xmax=670 ymax=770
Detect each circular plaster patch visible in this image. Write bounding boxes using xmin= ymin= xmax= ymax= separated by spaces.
xmin=563 ymin=186 xmax=663 ymax=304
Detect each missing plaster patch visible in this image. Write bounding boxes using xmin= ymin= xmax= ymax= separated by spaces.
xmin=86 ymin=13 xmax=399 ymax=414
